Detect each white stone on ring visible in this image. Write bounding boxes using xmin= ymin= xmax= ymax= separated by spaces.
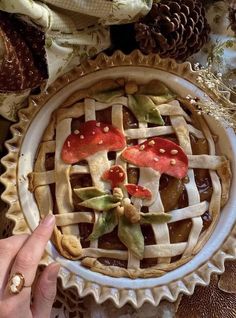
xmin=8 ymin=273 xmax=26 ymax=295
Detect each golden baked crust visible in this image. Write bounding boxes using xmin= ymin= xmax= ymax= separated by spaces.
xmin=28 ymin=79 xmax=231 ymax=278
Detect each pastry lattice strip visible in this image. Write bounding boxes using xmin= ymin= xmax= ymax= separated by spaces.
xmin=55 ymin=201 xmax=209 ymax=227
xmin=30 ymin=97 xmax=226 ymax=269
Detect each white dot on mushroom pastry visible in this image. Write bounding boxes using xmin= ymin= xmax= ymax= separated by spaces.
xmin=103 ymin=126 xmax=109 ymax=133
xmin=148 ymin=140 xmax=155 ymax=146
xmin=171 ymin=149 xmax=178 ymax=155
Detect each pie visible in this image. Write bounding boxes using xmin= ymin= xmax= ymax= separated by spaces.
xmin=28 ymin=78 xmax=231 ymax=278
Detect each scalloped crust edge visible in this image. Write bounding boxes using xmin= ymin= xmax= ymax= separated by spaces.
xmin=1 ymin=50 xmax=236 ymax=308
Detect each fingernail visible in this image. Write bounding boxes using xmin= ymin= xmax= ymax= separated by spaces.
xmin=40 ymin=214 xmax=55 ymax=227
xmin=47 ymin=263 xmax=60 ymax=281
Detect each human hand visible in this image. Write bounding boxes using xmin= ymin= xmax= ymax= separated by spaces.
xmin=0 ymin=214 xmax=59 ymax=318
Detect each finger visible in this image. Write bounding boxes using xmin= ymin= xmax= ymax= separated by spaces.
xmin=8 ymin=214 xmax=55 ymax=289
xmin=32 ymin=263 xmax=60 ymax=318
xmin=0 ymin=287 xmax=32 ymax=318
xmin=0 ymin=235 xmax=29 ymax=291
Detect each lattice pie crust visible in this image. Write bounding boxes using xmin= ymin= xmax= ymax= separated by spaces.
xmin=28 ymin=79 xmax=231 ymax=278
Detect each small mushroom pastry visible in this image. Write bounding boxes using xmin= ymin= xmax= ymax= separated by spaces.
xmin=28 ymin=79 xmax=231 ymax=278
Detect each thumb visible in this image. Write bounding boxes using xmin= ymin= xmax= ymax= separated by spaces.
xmin=32 ymin=263 xmax=60 ymax=318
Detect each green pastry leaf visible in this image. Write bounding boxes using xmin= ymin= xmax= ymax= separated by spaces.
xmin=79 ymin=195 xmax=120 ymax=211
xmin=88 ymin=210 xmax=118 ymax=241
xmin=74 ymin=187 xmax=106 ymax=201
xmin=128 ymin=95 xmax=164 ymax=125
xmin=146 ymin=107 xmax=165 ymax=125
xmin=138 ymin=80 xmax=176 ymax=105
xmin=91 ymin=88 xmax=124 ymax=103
xmin=140 ymin=213 xmax=171 ymax=224
xmin=138 ymin=80 xmax=175 ymax=97
xmin=149 ymin=95 xmax=174 ymax=105
xmin=118 ymin=215 xmax=144 ymax=260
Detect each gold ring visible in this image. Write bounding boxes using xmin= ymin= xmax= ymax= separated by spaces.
xmin=8 ymin=273 xmax=31 ymax=295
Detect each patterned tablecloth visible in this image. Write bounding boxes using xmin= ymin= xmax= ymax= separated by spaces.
xmin=0 ymin=1 xmax=236 ymax=317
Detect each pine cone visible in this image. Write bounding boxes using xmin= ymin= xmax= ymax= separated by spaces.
xmin=135 ymin=0 xmax=211 ymax=61
xmin=229 ymin=6 xmax=236 ymax=35
xmin=0 ymin=12 xmax=47 ymax=92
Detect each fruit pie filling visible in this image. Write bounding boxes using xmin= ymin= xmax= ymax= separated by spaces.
xmin=45 ymin=106 xmax=212 ymax=268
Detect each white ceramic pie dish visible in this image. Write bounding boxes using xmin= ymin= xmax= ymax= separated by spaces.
xmin=1 ymin=51 xmax=236 ymax=308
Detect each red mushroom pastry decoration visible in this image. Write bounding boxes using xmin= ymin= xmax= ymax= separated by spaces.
xmin=102 ymin=165 xmax=126 ymax=189
xmin=62 ymin=120 xmax=126 ymax=190
xmin=121 ymin=137 xmax=188 ymax=202
xmin=62 ymin=120 xmax=126 ymax=164
xmin=125 ymin=184 xmax=152 ymax=200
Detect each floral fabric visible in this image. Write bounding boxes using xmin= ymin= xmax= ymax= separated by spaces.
xmin=0 ymin=0 xmax=151 ymax=84
xmin=189 ymin=2 xmax=236 ymax=79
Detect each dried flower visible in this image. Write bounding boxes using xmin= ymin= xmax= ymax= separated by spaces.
xmin=192 ymin=63 xmax=236 ymax=131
